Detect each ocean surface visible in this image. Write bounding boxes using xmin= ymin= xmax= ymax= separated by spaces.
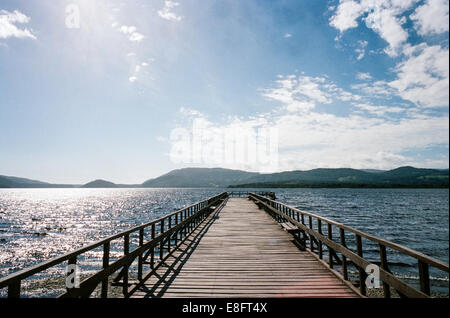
xmin=0 ymin=188 xmax=448 ymax=297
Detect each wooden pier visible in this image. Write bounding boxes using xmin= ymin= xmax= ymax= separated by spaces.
xmin=131 ymin=198 xmax=356 ymax=298
xmin=0 ymin=191 xmax=448 ymax=298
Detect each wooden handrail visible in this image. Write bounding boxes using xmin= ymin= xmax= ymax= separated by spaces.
xmin=249 ymin=193 xmax=449 ymax=298
xmin=0 ymin=192 xmax=228 ymax=298
xmin=228 ymin=191 xmax=276 ymax=199
xmin=249 ymin=193 xmax=449 ymax=272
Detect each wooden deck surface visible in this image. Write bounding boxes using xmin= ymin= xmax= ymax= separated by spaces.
xmin=130 ymin=198 xmax=358 ymax=298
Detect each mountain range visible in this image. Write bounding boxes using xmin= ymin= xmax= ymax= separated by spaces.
xmin=1 ymin=166 xmax=448 ymax=188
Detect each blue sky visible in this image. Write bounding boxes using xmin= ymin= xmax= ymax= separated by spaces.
xmin=0 ymin=0 xmax=448 ymax=184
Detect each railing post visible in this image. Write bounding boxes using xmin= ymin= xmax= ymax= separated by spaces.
xmin=318 ymin=219 xmax=323 ymax=259
xmin=101 ymin=241 xmax=110 ymax=298
xmin=151 ymin=223 xmax=155 ymax=269
xmin=327 ymin=224 xmax=333 ymax=268
xmin=168 ymin=216 xmax=172 ymax=252
xmin=160 ymin=219 xmax=164 ymax=260
xmin=418 ymin=260 xmax=430 ymax=296
xmin=183 ymin=209 xmax=187 ymax=237
xmin=175 ymin=213 xmax=179 ymax=245
xmin=188 ymin=207 xmax=192 ymax=232
xmin=138 ymin=228 xmax=144 ymax=281
xmin=8 ymin=281 xmax=21 ymax=298
xmin=193 ymin=206 xmax=197 ymax=229
xmin=123 ymin=233 xmax=129 ymax=296
xmin=197 ymin=205 xmax=200 ymax=225
xmin=309 ymin=216 xmax=314 ymax=251
xmin=379 ymin=244 xmax=391 ymax=298
xmin=340 ymin=228 xmax=348 ymax=281
xmin=355 ymin=234 xmax=366 ymax=296
xmin=294 ymin=210 xmax=301 ymax=241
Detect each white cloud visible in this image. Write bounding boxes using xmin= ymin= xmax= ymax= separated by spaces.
xmin=0 ymin=9 xmax=36 ymax=40
xmin=355 ymin=40 xmax=368 ymax=60
xmin=410 ymin=0 xmax=449 ymax=35
xmin=129 ymin=32 xmax=145 ymax=42
xmin=329 ymin=0 xmax=418 ymax=56
xmin=364 ymin=6 xmax=409 ymax=56
xmin=263 ymin=74 xmax=366 ymax=113
xmin=353 ymin=103 xmax=406 ymax=116
xmin=180 ymin=107 xmax=204 ymax=117
xmin=337 ymin=89 xmax=362 ymax=101
xmin=128 ymin=59 xmax=152 ymax=84
xmin=119 ymin=25 xmax=144 ymax=42
xmin=389 ymin=43 xmax=449 ymax=108
xmin=294 ymin=76 xmax=333 ymax=104
xmin=123 ymin=52 xmax=152 ymax=85
xmin=284 ymin=33 xmax=292 ymax=38
xmin=351 ymin=43 xmax=449 ymax=109
xmin=351 ymin=80 xmax=397 ymax=98
xmin=158 ymin=1 xmax=182 ymax=21
xmin=284 ymin=101 xmax=316 ymax=112
xmin=273 ymin=111 xmax=447 ymax=170
xmin=261 ymin=75 xmax=331 ymax=112
xmin=356 ymin=72 xmax=372 ymax=80
xmin=329 ymin=1 xmax=363 ymax=32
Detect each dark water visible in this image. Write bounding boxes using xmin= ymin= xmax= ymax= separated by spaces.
xmin=0 ymin=188 xmax=448 ymax=296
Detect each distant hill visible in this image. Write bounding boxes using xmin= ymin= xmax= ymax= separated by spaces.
xmin=0 ymin=176 xmax=14 ymax=188
xmin=141 ymin=166 xmax=448 ymax=188
xmin=234 ymin=168 xmax=376 ymax=185
xmin=142 ymin=168 xmax=258 ymax=188
xmin=0 ymin=175 xmax=77 ymax=188
xmin=362 ymin=169 xmax=386 ymax=173
xmin=229 ymin=166 xmax=449 ymax=188
xmin=82 ymin=179 xmax=117 ymax=188
xmin=0 ymin=175 xmax=54 ymax=188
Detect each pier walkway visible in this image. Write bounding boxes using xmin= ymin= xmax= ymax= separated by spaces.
xmin=131 ymin=198 xmax=356 ymax=298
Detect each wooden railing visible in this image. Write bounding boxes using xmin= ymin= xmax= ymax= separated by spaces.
xmin=228 ymin=191 xmax=276 ymax=199
xmin=248 ymin=193 xmax=449 ymax=298
xmin=0 ymin=192 xmax=228 ymax=298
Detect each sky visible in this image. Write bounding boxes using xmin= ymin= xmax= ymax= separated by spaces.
xmin=0 ymin=0 xmax=448 ymax=184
